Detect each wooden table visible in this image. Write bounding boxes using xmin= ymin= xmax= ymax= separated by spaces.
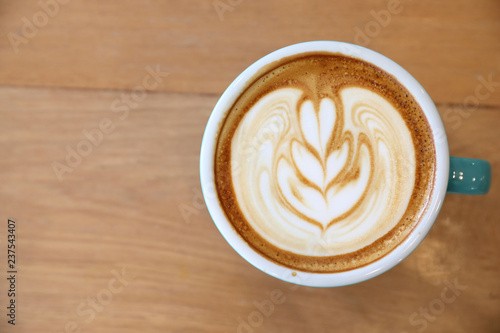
xmin=0 ymin=1 xmax=499 ymax=332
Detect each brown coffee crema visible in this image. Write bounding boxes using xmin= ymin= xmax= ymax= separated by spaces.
xmin=214 ymin=53 xmax=436 ymax=273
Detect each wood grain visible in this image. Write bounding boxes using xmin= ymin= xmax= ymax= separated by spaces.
xmin=0 ymin=0 xmax=499 ymax=332
xmin=1 ymin=0 xmax=500 ymax=104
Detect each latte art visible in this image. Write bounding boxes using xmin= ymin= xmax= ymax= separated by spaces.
xmin=231 ymin=87 xmax=415 ymax=256
xmin=215 ymin=53 xmax=436 ymax=272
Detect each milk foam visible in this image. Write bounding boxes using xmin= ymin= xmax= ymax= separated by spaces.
xmin=231 ymin=87 xmax=416 ymax=256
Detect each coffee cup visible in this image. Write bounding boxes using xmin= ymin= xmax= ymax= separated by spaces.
xmin=200 ymin=41 xmax=491 ymax=287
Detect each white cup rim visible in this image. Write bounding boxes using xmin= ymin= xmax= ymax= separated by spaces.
xmin=200 ymin=41 xmax=449 ymax=287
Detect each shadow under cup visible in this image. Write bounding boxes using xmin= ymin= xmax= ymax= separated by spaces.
xmin=200 ymin=41 xmax=491 ymax=287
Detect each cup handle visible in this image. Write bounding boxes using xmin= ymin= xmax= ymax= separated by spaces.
xmin=447 ymin=157 xmax=491 ymax=195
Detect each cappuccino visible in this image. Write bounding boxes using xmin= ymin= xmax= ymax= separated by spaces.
xmin=214 ymin=53 xmax=435 ymax=273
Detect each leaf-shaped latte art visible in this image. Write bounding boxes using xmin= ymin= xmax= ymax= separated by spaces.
xmin=231 ymin=87 xmax=416 ymax=257
xmin=280 ymin=96 xmax=372 ymax=229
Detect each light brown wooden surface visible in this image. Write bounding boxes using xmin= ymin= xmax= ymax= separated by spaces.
xmin=0 ymin=1 xmax=499 ymax=332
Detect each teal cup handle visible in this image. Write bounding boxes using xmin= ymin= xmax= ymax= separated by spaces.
xmin=447 ymin=157 xmax=491 ymax=195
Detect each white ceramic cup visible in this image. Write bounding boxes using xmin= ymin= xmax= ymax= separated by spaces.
xmin=200 ymin=41 xmax=449 ymax=287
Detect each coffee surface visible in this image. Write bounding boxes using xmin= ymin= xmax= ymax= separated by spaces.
xmin=214 ymin=53 xmax=435 ymax=273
